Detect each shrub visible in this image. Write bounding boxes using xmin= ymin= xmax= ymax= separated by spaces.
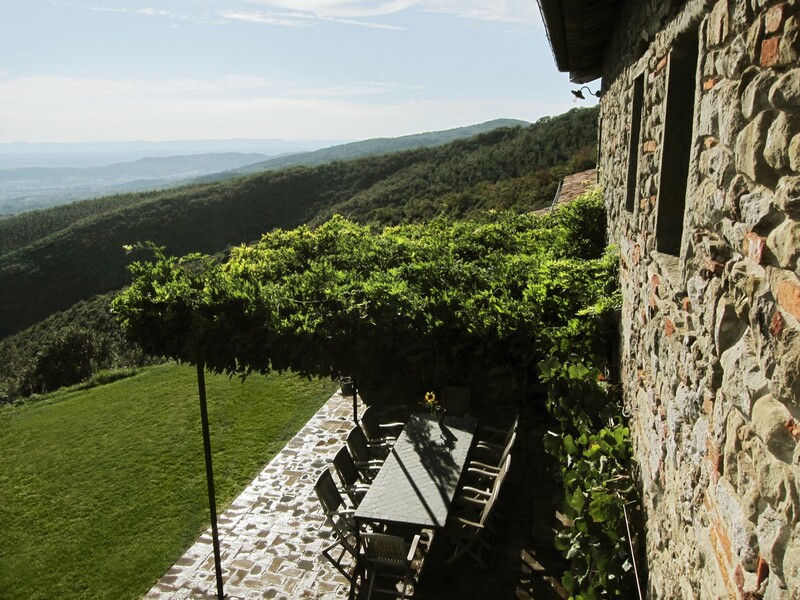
xmin=20 ymin=327 xmax=99 ymax=395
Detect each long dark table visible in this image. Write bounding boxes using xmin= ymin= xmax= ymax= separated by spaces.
xmin=354 ymin=413 xmax=477 ymax=529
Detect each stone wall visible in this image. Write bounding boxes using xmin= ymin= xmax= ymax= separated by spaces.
xmin=599 ymin=0 xmax=800 ymax=597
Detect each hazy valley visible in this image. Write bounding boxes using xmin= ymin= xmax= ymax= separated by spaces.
xmin=0 ymin=119 xmax=528 ymax=216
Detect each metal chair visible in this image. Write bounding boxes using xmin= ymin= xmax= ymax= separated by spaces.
xmin=314 ymin=469 xmax=361 ymax=586
xmin=467 ymin=430 xmax=516 ymax=479
xmin=442 ymin=461 xmax=505 ymax=568
xmin=347 ymin=426 xmax=386 ymax=482
xmin=475 ymin=413 xmax=519 ymax=451
xmin=457 ymin=454 xmax=512 ymax=510
xmin=360 ymin=406 xmax=404 ymax=447
xmin=332 ymin=446 xmax=371 ymax=507
xmin=361 ymin=532 xmax=430 ymax=599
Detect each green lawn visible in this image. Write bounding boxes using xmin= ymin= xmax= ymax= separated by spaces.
xmin=0 ymin=363 xmax=338 ymax=599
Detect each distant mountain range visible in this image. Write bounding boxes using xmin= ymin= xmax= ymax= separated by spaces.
xmin=0 ymin=153 xmax=269 ymax=215
xmin=0 ymin=108 xmax=597 ymax=336
xmin=0 ymin=138 xmax=337 ymax=168
xmin=222 ymin=118 xmax=530 ymax=176
xmin=0 ymin=119 xmax=528 ymax=216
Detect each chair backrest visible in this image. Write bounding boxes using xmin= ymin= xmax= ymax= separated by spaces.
xmin=475 ymin=455 xmax=509 ymax=525
xmin=478 ymin=478 xmax=503 ymax=527
xmin=441 ymin=386 xmax=470 ymax=417
xmin=493 ymin=454 xmax=512 ymax=494
xmin=315 ymin=468 xmax=359 ymax=549
xmin=315 ymin=468 xmax=344 ymax=514
xmin=362 ymin=533 xmax=409 ymax=570
xmin=504 ymin=414 xmax=520 ymax=447
xmin=333 ymin=446 xmax=363 ymax=487
xmin=359 ymin=406 xmax=382 ymax=442
xmin=498 ymin=431 xmax=517 ymax=466
xmin=347 ymin=426 xmax=373 ymax=463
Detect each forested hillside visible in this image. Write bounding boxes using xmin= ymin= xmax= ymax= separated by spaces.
xmin=0 ymin=107 xmax=597 ymax=404
xmin=226 ymin=118 xmax=529 ymax=176
xmin=0 ymin=107 xmax=597 ymax=338
xmin=0 ymin=120 xmax=527 ymax=216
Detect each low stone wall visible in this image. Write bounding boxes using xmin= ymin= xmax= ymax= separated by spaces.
xmin=599 ymin=0 xmax=800 ymax=597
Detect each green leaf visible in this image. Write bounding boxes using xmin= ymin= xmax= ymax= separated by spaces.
xmin=588 ymin=492 xmax=616 ymax=523
xmin=562 ymin=571 xmax=575 ymax=594
xmin=569 ymin=488 xmax=586 ymax=512
xmin=563 ymin=434 xmax=578 ymax=455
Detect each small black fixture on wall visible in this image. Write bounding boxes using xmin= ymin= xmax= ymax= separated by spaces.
xmin=571 ymin=85 xmax=602 ymax=100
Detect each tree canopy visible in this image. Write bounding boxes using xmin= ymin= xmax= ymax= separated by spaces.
xmin=112 ymin=189 xmax=615 ymax=402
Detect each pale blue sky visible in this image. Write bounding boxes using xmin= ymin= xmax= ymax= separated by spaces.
xmin=0 ymin=0 xmax=596 ymax=143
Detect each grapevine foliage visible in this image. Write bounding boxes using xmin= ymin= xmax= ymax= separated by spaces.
xmin=113 ymin=190 xmax=609 ymax=396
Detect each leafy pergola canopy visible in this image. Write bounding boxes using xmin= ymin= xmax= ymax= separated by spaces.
xmin=112 ymin=190 xmax=613 ymax=400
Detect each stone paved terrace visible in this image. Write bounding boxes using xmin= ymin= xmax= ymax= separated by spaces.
xmin=145 ymin=390 xmax=570 ymax=599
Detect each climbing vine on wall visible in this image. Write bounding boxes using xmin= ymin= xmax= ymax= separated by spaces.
xmin=539 ymin=314 xmax=643 ymax=599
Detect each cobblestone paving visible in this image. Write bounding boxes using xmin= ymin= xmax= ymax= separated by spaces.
xmin=145 ymin=392 xmax=569 ymax=600
xmin=144 ymin=390 xmax=361 ymax=600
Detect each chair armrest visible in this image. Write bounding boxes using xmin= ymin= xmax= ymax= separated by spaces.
xmin=367 ymin=436 xmax=396 ymax=446
xmin=338 ymin=484 xmax=370 ymax=495
xmin=457 ymin=494 xmax=489 ymax=508
xmin=467 ymin=460 xmax=500 ymax=473
xmin=365 ymin=439 xmax=392 ymax=448
xmin=475 ymin=440 xmax=503 ymax=452
xmin=466 ymin=467 xmax=499 ymax=480
xmin=325 ymin=508 xmax=356 ymax=517
xmin=378 ymin=421 xmax=405 ymax=429
xmin=353 ymin=459 xmax=384 ymax=468
xmin=453 ymin=516 xmax=484 ymax=530
xmin=406 ymin=534 xmax=421 ymax=562
xmin=460 ymin=485 xmax=491 ymax=497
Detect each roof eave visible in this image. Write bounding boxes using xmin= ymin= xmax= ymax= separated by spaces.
xmin=537 ymin=0 xmax=570 ymax=72
xmin=536 ymin=0 xmax=625 ymax=84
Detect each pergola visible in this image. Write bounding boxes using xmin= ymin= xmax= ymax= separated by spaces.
xmin=112 ymin=203 xmax=609 ymax=597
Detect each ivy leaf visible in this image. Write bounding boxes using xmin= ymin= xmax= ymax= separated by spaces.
xmin=588 ymin=492 xmax=615 ymax=523
xmin=569 ymin=488 xmax=587 ymax=512
xmin=562 ymin=571 xmax=575 ymax=594
xmin=567 ymin=362 xmax=591 ymax=379
xmin=538 ymin=356 xmax=561 ymax=379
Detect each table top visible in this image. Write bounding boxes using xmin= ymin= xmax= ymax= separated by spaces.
xmin=354 ymin=413 xmax=477 ymax=529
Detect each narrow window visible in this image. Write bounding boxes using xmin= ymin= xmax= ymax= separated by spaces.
xmin=625 ymin=74 xmax=645 ymax=212
xmin=656 ymin=32 xmax=698 ymax=255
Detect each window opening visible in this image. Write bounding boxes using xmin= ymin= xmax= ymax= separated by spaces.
xmin=625 ymin=74 xmax=645 ymax=213
xmin=656 ymin=32 xmax=698 ymax=256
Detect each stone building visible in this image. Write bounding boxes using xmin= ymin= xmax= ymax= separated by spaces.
xmin=538 ymin=0 xmax=800 ymax=598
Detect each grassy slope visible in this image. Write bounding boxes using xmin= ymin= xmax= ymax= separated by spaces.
xmin=0 ymin=363 xmax=338 ymax=599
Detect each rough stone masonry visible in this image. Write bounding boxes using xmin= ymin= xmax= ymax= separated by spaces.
xmin=598 ymin=0 xmax=800 ymax=598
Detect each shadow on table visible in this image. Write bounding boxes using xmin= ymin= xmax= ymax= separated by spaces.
xmin=402 ymin=415 xmax=467 ymax=511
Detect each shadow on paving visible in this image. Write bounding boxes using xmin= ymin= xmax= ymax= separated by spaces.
xmin=410 ymin=401 xmax=570 ymax=600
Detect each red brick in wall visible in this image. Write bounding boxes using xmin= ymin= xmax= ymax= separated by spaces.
xmin=777 ymin=279 xmax=800 ymax=321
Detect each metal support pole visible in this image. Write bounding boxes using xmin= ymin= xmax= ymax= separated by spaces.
xmin=197 ymin=362 xmax=225 ymax=599
xmin=352 ymin=378 xmax=358 ymax=425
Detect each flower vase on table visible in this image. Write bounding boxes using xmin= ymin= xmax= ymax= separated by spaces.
xmin=421 ymin=391 xmax=446 ymax=428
